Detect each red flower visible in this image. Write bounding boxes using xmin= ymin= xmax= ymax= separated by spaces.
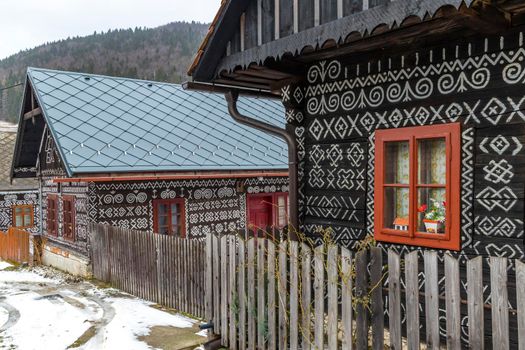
xmin=443 ymin=201 xmax=446 ymax=207
xmin=418 ymin=204 xmax=427 ymax=213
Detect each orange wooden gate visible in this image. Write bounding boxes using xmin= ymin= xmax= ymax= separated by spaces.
xmin=0 ymin=227 xmax=30 ymax=264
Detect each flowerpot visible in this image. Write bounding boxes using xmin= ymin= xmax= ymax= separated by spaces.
xmin=423 ymin=220 xmax=444 ymax=234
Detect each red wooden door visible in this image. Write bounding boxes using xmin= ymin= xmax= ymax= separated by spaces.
xmin=247 ymin=195 xmax=273 ymax=229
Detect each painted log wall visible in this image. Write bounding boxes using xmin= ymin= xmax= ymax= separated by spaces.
xmin=281 ymin=28 xmax=525 ymax=346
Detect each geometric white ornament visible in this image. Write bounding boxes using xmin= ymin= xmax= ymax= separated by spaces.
xmin=477 ymin=186 xmax=517 ymax=212
xmin=483 ymin=159 xmax=514 ymax=184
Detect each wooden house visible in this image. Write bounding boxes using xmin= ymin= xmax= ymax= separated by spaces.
xmin=0 ymin=122 xmax=39 ymax=233
xmin=187 ymin=0 xmax=525 ymax=344
xmin=12 ymin=68 xmax=288 ymax=276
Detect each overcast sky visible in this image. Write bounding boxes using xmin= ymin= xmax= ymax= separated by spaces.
xmin=0 ymin=0 xmax=220 ymax=59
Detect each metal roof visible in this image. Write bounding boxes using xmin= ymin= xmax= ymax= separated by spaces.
xmin=27 ymin=67 xmax=288 ymax=175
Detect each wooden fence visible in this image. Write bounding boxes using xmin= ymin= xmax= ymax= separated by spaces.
xmin=206 ymin=234 xmax=525 ymax=350
xmin=0 ymin=227 xmax=30 ymax=264
xmin=89 ymin=223 xmax=206 ymax=318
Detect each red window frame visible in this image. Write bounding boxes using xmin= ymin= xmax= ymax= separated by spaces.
xmin=47 ymin=195 xmax=58 ymax=236
xmin=12 ymin=204 xmax=34 ymax=228
xmin=62 ymin=195 xmax=76 ymax=241
xmin=246 ymin=192 xmax=289 ymax=229
xmin=374 ymin=123 xmax=461 ymax=251
xmin=153 ymin=198 xmax=186 ymax=237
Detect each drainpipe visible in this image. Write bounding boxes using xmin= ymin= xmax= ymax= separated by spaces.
xmin=225 ymin=91 xmax=298 ymax=237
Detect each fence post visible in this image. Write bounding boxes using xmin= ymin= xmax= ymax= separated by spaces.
xmin=313 ymin=245 xmax=324 ymax=350
xmin=257 ymin=236 xmax=266 ymax=350
xmin=205 ymin=233 xmax=213 ymax=334
xmin=289 ymin=241 xmax=299 ymax=349
xmin=355 ymin=249 xmax=369 ymax=349
xmin=370 ymin=247 xmax=384 ymax=350
xmin=221 ymin=235 xmax=229 ymax=347
xmin=388 ymin=250 xmax=401 ymax=350
xmin=230 ymin=236 xmax=238 ymax=350
xmin=517 ymin=260 xmax=525 ymax=350
xmin=424 ymin=251 xmax=439 ymax=349
xmin=405 ymin=251 xmax=420 ymax=350
xmin=491 ymin=257 xmax=509 ymax=350
xmin=267 ymin=239 xmax=276 ymax=350
xmin=278 ymin=240 xmax=288 ymax=350
xmin=238 ymin=238 xmax=247 ymax=350
xmin=445 ymin=254 xmax=461 ymax=350
xmin=467 ymin=256 xmax=484 ymax=349
xmin=341 ymin=247 xmax=353 ymax=350
xmin=247 ymin=238 xmax=256 ymax=350
xmin=301 ymin=243 xmax=312 ymax=350
xmin=327 ymin=244 xmax=338 ymax=350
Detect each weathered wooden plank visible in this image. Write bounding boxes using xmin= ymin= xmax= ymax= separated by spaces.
xmin=289 ymin=241 xmax=299 ymax=349
xmin=388 ymin=250 xmax=401 ymax=350
xmin=257 ymin=237 xmax=266 ymax=350
xmin=327 ymin=244 xmax=338 ymax=350
xmin=238 ymin=239 xmax=247 ymax=350
xmin=212 ymin=235 xmax=220 ymax=335
xmin=355 ymin=249 xmax=369 ymax=349
xmin=517 ymin=260 xmax=525 ymax=350
xmin=229 ymin=236 xmax=238 ymax=350
xmin=491 ymin=257 xmax=509 ymax=350
xmin=341 ymin=247 xmax=353 ymax=350
xmin=267 ymin=239 xmax=276 ymax=350
xmin=205 ymin=234 xmax=213 ymax=323
xmin=301 ymin=243 xmax=312 ymax=350
xmin=405 ymin=251 xmax=420 ymax=350
xmin=221 ymin=236 xmax=229 ymax=346
xmin=278 ymin=240 xmax=288 ymax=350
xmin=247 ymin=238 xmax=256 ymax=350
xmin=467 ymin=256 xmax=484 ymax=350
xmin=370 ymin=247 xmax=383 ymax=350
xmin=445 ymin=254 xmax=461 ymax=350
xmin=424 ymin=251 xmax=439 ymax=350
xmin=313 ymin=245 xmax=324 ymax=350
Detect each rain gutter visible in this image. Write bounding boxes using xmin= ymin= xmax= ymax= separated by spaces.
xmin=225 ymin=90 xmax=299 ymax=233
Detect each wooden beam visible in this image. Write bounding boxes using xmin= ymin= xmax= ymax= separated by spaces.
xmin=24 ymin=107 xmax=41 ymax=120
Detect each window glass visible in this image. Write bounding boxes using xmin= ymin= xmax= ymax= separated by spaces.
xmin=418 ymin=138 xmax=446 ymax=184
xmin=383 ymin=187 xmax=409 ymax=231
xmin=417 ymin=188 xmax=446 ymax=233
xmin=385 ymin=141 xmax=409 ymax=184
xmin=154 ymin=200 xmax=185 ymax=237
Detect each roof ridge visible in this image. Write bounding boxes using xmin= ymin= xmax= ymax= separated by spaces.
xmin=27 ymin=67 xmax=184 ymax=90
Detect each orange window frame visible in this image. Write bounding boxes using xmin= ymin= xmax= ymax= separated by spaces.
xmin=153 ymin=198 xmax=186 ymax=237
xmin=62 ymin=195 xmax=76 ymax=241
xmin=47 ymin=194 xmax=58 ymax=236
xmin=12 ymin=204 xmax=34 ymax=228
xmin=374 ymin=123 xmax=461 ymax=251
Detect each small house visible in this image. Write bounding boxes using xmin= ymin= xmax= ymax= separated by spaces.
xmin=188 ymin=0 xmax=525 ymax=343
xmin=0 ymin=122 xmax=39 ymax=233
xmin=12 ymin=68 xmax=289 ymax=276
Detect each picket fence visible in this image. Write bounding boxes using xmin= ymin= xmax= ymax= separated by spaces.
xmin=0 ymin=227 xmax=30 ymax=264
xmin=206 ymin=234 xmax=525 ymax=350
xmin=90 ymin=223 xmax=206 ymax=318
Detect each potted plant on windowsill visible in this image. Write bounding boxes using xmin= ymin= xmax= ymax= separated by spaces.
xmin=418 ymin=199 xmax=446 ymax=234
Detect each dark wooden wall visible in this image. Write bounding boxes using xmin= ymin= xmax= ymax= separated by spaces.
xmin=227 ymin=0 xmax=387 ymax=54
xmin=282 ymin=26 xmax=525 ymax=347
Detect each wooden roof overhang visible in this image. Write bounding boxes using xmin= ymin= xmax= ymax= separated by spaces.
xmin=188 ymin=0 xmax=525 ymax=94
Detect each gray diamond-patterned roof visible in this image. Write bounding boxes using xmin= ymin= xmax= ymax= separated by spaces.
xmin=28 ymin=68 xmax=288 ymax=174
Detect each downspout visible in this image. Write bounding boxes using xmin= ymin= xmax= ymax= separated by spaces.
xmin=225 ymin=91 xmax=299 ymax=237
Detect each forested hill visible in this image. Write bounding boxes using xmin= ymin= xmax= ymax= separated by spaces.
xmin=0 ymin=21 xmax=208 ymax=123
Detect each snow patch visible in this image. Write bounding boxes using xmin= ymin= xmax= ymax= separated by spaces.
xmin=0 ymin=260 xmax=12 ymax=270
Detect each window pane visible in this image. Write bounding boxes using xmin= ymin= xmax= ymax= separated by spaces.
xmin=418 ymin=138 xmax=446 ymax=184
xmin=158 ymin=203 xmax=168 ymax=216
xmin=383 ymin=187 xmax=409 ymax=231
xmin=417 ymin=187 xmax=446 ymax=234
xmin=24 ymin=215 xmax=31 ymax=225
xmin=15 ymin=216 xmax=23 ymax=227
xmin=385 ymin=141 xmax=409 ymax=184
xmin=15 ymin=207 xmax=22 ymax=214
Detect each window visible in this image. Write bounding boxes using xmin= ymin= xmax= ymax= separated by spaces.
xmin=47 ymin=195 xmax=58 ymax=236
xmin=153 ymin=199 xmax=185 ymax=237
xmin=63 ymin=196 xmax=76 ymax=241
xmin=247 ymin=193 xmax=289 ymax=229
xmin=374 ymin=123 xmax=461 ymax=250
xmin=12 ymin=205 xmax=34 ymax=228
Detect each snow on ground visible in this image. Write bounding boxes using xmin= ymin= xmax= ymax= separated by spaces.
xmin=82 ymin=296 xmax=197 ymax=350
xmin=0 ymin=260 xmax=205 ymax=350
xmin=0 ymin=261 xmax=12 ymax=270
